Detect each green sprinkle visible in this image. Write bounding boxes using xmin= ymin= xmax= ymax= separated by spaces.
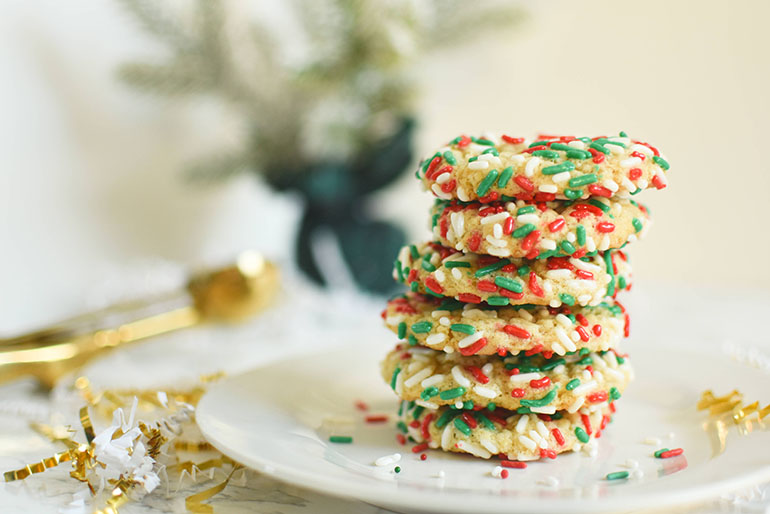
xmin=603 ymin=251 xmax=614 ymax=276
xmin=411 ymin=321 xmax=432 ymax=334
xmin=632 ymin=218 xmax=643 ymax=233
xmin=588 ymin=198 xmax=610 ymax=212
xmin=653 ymin=155 xmax=669 ymax=170
xmin=436 ymin=410 xmax=457 ymax=428
xmin=654 ymin=448 xmax=670 ymax=458
xmin=408 ymin=334 xmax=418 ymax=346
xmin=475 ymin=259 xmax=510 ymax=277
xmin=463 ymin=400 xmax=474 ymax=410
xmin=468 ymin=156 xmax=478 ymax=162
xmin=431 ymin=213 xmax=439 ymax=229
xmin=421 ymin=386 xmax=439 ymax=400
xmin=487 ymin=403 xmax=496 ymax=411
xmin=476 ymin=169 xmax=500 ymax=197
xmin=438 ymin=299 xmax=463 ymax=311
xmin=631 ymin=187 xmax=642 ymax=195
xmin=396 ymin=420 xmax=407 ymax=433
xmin=473 ymin=137 xmax=495 ymax=146
xmin=421 ymin=259 xmax=436 ymax=272
xmin=529 ymin=140 xmax=550 ymax=148
xmin=443 ymin=150 xmax=457 ymax=165
xmin=619 ymin=131 xmax=628 ymax=137
xmin=540 ymin=358 xmax=566 ymax=371
xmin=549 ymin=143 xmax=573 ymax=152
xmin=520 ymin=388 xmax=557 ymax=407
xmin=454 ymin=417 xmax=472 ymax=436
xmin=513 ymin=224 xmax=536 ymax=238
xmin=397 ymin=322 xmax=406 ymax=339
xmin=589 ymin=142 xmax=610 ymax=155
xmin=390 ymin=368 xmax=401 ymax=390
xmin=450 ymin=323 xmax=476 ymax=335
xmin=565 ymin=378 xmax=581 ymax=391
xmin=517 ymin=205 xmax=536 ymax=215
xmin=409 ymin=245 xmax=420 ymax=259
xmin=559 ymin=293 xmax=576 ymax=306
xmin=410 ymin=282 xmax=419 ymax=292
xmin=576 ymin=225 xmax=586 ymax=246
xmin=609 ymin=387 xmax=622 ymax=400
xmin=560 ymin=241 xmax=576 ymax=255
xmin=616 ymin=355 xmax=626 ymax=364
xmin=533 ymin=150 xmax=559 ymax=160
xmin=574 ymin=427 xmax=589 ymax=443
xmin=412 ymin=406 xmax=424 ymax=421
xmin=579 ymin=347 xmax=590 ymax=356
xmin=445 ymin=261 xmax=470 ymax=268
xmin=606 ymin=277 xmax=615 ymax=297
xmin=602 ymin=140 xmax=626 ymax=148
xmin=329 ymin=435 xmax=353 ymax=444
xmin=564 ymin=188 xmax=583 ymax=200
xmin=394 ymin=260 xmax=404 ymax=282
xmin=439 ymin=387 xmax=467 ymax=400
xmin=516 ymin=406 xmax=532 ymax=414
xmin=517 ymin=265 xmax=529 ymax=277
xmin=497 ymin=166 xmax=514 ymax=188
xmin=494 ymin=276 xmax=524 ymax=293
xmin=618 ymin=275 xmax=627 ymax=290
xmin=569 ymin=174 xmax=598 ymax=188
xmin=421 ymin=152 xmax=440 ymax=173
xmin=566 ymin=314 xmax=577 ymax=324
xmin=606 ymin=471 xmax=629 ymax=481
xmin=566 ymin=149 xmax=592 ymax=160
xmin=577 ymin=356 xmax=593 ymax=366
xmin=476 ymin=413 xmax=496 ymax=431
xmin=541 ymin=161 xmax=575 ymax=175
xmin=482 ymin=147 xmax=499 ymax=156
xmin=487 ymin=296 xmax=509 ymax=306
xmin=394 ymin=466 xmax=401 ymax=473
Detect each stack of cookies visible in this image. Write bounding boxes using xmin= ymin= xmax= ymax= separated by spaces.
xmin=381 ymin=132 xmax=669 ymax=461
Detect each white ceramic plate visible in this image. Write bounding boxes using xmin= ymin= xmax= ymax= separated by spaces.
xmin=197 ymin=341 xmax=770 ymax=513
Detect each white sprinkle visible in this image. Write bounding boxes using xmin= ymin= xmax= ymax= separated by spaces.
xmin=375 ymin=453 xmax=401 ymax=467
xmin=518 ymin=435 xmax=537 ymax=451
xmin=578 ymin=294 xmax=591 ymax=305
xmin=556 ymin=313 xmax=572 ymax=328
xmin=599 ymin=235 xmax=610 ymax=251
xmin=525 ymin=157 xmax=541 ymax=177
xmin=435 ymin=172 xmax=451 ymax=184
xmin=536 ymin=421 xmax=550 ymax=439
xmin=431 ymin=183 xmax=453 ymax=200
xmin=451 ymin=365 xmax=471 ymax=388
xmin=570 ymin=330 xmax=580 ymax=342
xmin=441 ymin=425 xmax=453 ymax=449
xmin=480 ymin=212 xmax=510 ymax=225
xmin=529 ymin=429 xmax=544 ymax=446
xmin=552 ymin=171 xmax=571 ymax=183
xmin=518 ymin=309 xmax=534 ymax=321
xmin=553 ymin=364 xmax=565 ymax=374
xmin=581 ymin=369 xmax=592 ymax=381
xmin=480 ymin=437 xmax=499 ymax=455
xmin=486 ymin=235 xmax=508 ymax=248
xmin=491 ymin=465 xmax=504 ymax=478
xmin=566 ymin=232 xmax=576 ymax=243
xmin=426 ymin=333 xmax=446 ymax=346
xmin=668 ymin=431 xmax=676 ymax=439
xmin=458 ymin=331 xmax=485 ymax=349
xmin=468 ymin=160 xmax=489 ymax=170
xmin=622 ymin=459 xmax=639 ymax=469
xmin=555 ymin=327 xmax=577 ymax=352
xmin=643 ymin=436 xmax=661 ymax=446
xmin=516 ymin=414 xmax=530 ymax=434
xmin=621 ymin=176 xmax=636 ymax=191
xmin=603 ymin=179 xmax=619 ymax=192
xmin=620 ymin=157 xmax=642 ymax=168
xmin=421 ymin=374 xmax=444 ymax=388
xmin=567 ymin=396 xmax=585 ymax=413
xmin=450 ymin=212 xmax=464 ymax=238
xmin=510 ymin=372 xmax=542 ymax=383
xmin=493 ymin=223 xmax=503 ymax=239
xmin=457 ymin=186 xmax=470 ymax=202
xmin=434 ymin=269 xmax=446 ymax=283
xmin=435 ymin=470 xmax=446 ymax=479
xmin=630 ymin=469 xmax=644 ymax=480
xmin=482 ymin=363 xmax=493 ymax=375
xmin=540 ymin=238 xmax=557 ymax=251
xmin=439 ymin=316 xmax=451 ymax=326
xmin=546 ymin=269 xmax=572 ymax=280
xmin=414 ymin=399 xmax=439 ymax=410
xmin=541 ymin=476 xmax=560 ymax=488
xmin=456 ymin=440 xmax=491 ymax=459
xmin=451 ymin=268 xmax=462 ymax=280
xmin=405 ymin=366 xmax=435 ymax=387
xmin=607 ymin=144 xmax=624 ymax=155
xmin=474 ymin=385 xmax=498 ymax=399
xmin=517 ymin=213 xmax=540 ymax=225
xmin=586 ymin=236 xmax=596 ymax=253
xmin=395 ymin=369 xmax=405 ymax=395
xmin=552 ymin=343 xmax=566 ymax=356
xmin=454 ymin=400 xmax=464 ymax=409
xmin=487 ymin=247 xmax=512 ymax=257
xmin=538 ymin=184 xmax=558 ymax=193
xmin=630 ymin=143 xmax=653 ymax=156
xmin=530 ymin=406 xmax=556 ymax=414
xmin=572 ymin=380 xmax=597 ymax=395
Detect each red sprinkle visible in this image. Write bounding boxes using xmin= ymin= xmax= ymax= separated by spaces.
xmin=479 ymin=191 xmax=500 ymax=203
xmin=458 ymin=293 xmax=482 ymax=304
xmin=592 ymin=324 xmax=602 ymax=336
xmin=587 ymin=391 xmax=609 ymax=403
xmin=500 ymin=460 xmax=527 ymax=469
xmin=539 ymin=448 xmax=557 ymax=459
xmin=528 ymin=272 xmax=545 ymax=297
xmin=503 ymin=216 xmax=515 ymax=235
xmin=575 ymin=270 xmax=594 ymax=280
xmin=424 ymin=276 xmax=444 ymax=294
xmin=628 ymin=167 xmax=643 ymax=180
xmin=660 ymin=448 xmax=684 ymax=459
xmin=486 ymin=413 xmax=508 ymax=427
xmin=468 ymin=232 xmax=482 ymax=252
xmin=500 ymin=469 xmax=510 ymax=479
xmin=588 ymin=148 xmax=605 ymax=163
xmin=534 ymin=192 xmax=556 ymax=202
xmin=500 ymin=288 xmax=524 ymax=300
xmin=631 ymin=151 xmax=646 ymax=160
xmin=502 ymin=324 xmax=531 ymax=339
xmin=420 ymin=453 xmax=427 ymax=461
xmin=581 ymin=413 xmax=592 ymax=435
xmin=412 ymin=442 xmax=429 ymax=454
xmin=576 ymin=325 xmax=591 ymax=342
xmin=548 ymin=218 xmax=566 ymax=232
xmin=465 ymin=365 xmax=490 ymax=384
xmin=461 ymin=412 xmax=478 ymax=429
xmin=524 ymin=344 xmax=543 ymax=357
xmin=521 ymin=229 xmax=540 ymax=252
xmin=511 ymin=388 xmax=525 ymax=398
xmin=576 ymin=313 xmax=589 ymax=326
xmin=355 ymin=400 xmax=369 ymax=411
xmin=600 ymin=415 xmax=610 ymax=430
xmin=552 ymin=428 xmax=566 ymax=446
xmin=502 ymin=135 xmax=525 ymax=145
xmin=530 ymin=376 xmax=551 ymax=389
xmin=596 ymin=222 xmax=615 ymax=233
xmin=429 ymin=164 xmax=453 ymax=181
xmin=609 ymin=401 xmax=616 ymax=413
xmin=514 ymin=175 xmax=535 ymax=192
xmin=440 ymin=178 xmax=457 ymax=193
xmin=409 ymin=420 xmax=420 ymax=428
xmin=421 ymin=413 xmax=434 ymax=440
xmin=396 ymin=434 xmax=407 ymax=445
xmin=439 ymin=216 xmax=449 ymax=238
xmin=459 ymin=338 xmax=487 ymax=356
xmin=425 ymin=156 xmax=441 ymax=178
xmin=365 ymin=414 xmax=388 ymax=423
xmin=652 ymin=174 xmax=667 ymax=190
xmin=477 ymin=280 xmax=499 ymax=292
xmin=587 ymin=184 xmax=612 ymax=198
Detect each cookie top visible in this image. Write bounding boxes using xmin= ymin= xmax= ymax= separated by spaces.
xmin=382 ymin=343 xmax=631 ymax=413
xmin=431 ymin=197 xmax=650 ymax=259
xmin=418 ymin=132 xmax=669 ymax=203
xmin=398 ymin=399 xmax=615 ymax=461
xmin=394 ymin=242 xmax=632 ymax=308
xmin=383 ymin=293 xmax=628 ymax=357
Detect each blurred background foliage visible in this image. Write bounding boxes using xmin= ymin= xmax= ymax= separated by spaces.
xmin=117 ymin=0 xmax=527 ymax=293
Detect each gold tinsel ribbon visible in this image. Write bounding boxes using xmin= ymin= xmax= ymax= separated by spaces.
xmin=4 ymin=376 xmax=240 ymax=513
xmin=697 ymin=390 xmax=770 ymax=423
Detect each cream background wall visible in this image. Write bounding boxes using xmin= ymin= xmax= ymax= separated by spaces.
xmin=2 ymin=0 xmax=769 ymax=331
